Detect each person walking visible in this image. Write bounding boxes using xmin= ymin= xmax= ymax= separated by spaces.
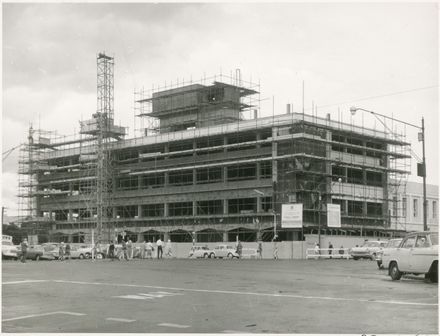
xmin=273 ymin=237 xmax=278 ymax=260
xmin=59 ymin=242 xmax=65 ymax=261
xmin=20 ymin=238 xmax=28 ymax=263
xmin=236 ymin=240 xmax=243 ymax=259
xmin=121 ymin=239 xmax=128 ymax=260
xmin=141 ymin=240 xmax=147 ymax=259
xmin=165 ymin=239 xmax=173 ymax=258
xmin=108 ymin=241 xmax=115 ymax=261
xmin=146 ymin=240 xmax=153 ymax=259
xmin=156 ymin=238 xmax=163 ymax=259
xmin=328 ymin=242 xmax=333 ymax=259
xmin=127 ymin=239 xmax=133 ymax=260
xmin=257 ymin=241 xmax=263 ymax=259
xmin=65 ymin=243 xmax=71 ymax=260
xmin=314 ymin=243 xmax=320 ymax=259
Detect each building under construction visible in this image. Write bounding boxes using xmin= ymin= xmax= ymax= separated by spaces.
xmin=18 ymin=54 xmax=413 ymax=244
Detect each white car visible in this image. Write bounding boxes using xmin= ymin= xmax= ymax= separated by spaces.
xmin=2 ymin=235 xmax=18 ymax=260
xmin=213 ymin=245 xmax=239 ymax=259
xmin=376 ymin=238 xmax=402 ymax=269
xmin=350 ymin=241 xmax=388 ymax=260
xmin=388 ymin=231 xmax=438 ymax=282
xmin=189 ymin=246 xmax=215 ymax=258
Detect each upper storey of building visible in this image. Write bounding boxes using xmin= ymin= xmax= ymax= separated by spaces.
xmin=136 ymin=80 xmax=258 ymax=133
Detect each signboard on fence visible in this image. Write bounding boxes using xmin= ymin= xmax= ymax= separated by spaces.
xmin=281 ymin=203 xmax=303 ymax=228
xmin=327 ymin=204 xmax=341 ymax=228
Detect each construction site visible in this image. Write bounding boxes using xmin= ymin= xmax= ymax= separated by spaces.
xmin=17 ymin=53 xmax=413 ymax=245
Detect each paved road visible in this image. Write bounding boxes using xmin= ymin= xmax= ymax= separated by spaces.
xmin=2 ymin=258 xmax=438 ymax=333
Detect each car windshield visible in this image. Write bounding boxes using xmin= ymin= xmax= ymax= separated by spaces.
xmin=430 ymin=234 xmax=438 ymax=246
xmin=365 ymin=242 xmax=379 ymax=247
xmin=388 ymin=239 xmax=402 ymax=248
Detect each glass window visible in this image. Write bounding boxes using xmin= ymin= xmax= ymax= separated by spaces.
xmin=415 ymin=235 xmax=429 ymax=248
xmin=402 ymin=236 xmax=416 ymax=248
xmin=413 ymin=199 xmax=418 ymax=218
xmin=402 ymin=198 xmax=407 ymax=218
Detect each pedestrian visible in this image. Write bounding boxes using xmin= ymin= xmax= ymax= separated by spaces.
xmin=59 ymin=242 xmax=65 ymax=261
xmin=257 ymin=241 xmax=263 ymax=259
xmin=121 ymin=239 xmax=128 ymax=260
xmin=108 ymin=241 xmax=115 ymax=261
xmin=146 ymin=240 xmax=153 ymax=259
xmin=165 ymin=239 xmax=173 ymax=258
xmin=314 ymin=243 xmax=320 ymax=259
xmin=93 ymin=242 xmax=101 ymax=260
xmin=65 ymin=243 xmax=71 ymax=260
xmin=236 ymin=240 xmax=243 ymax=259
xmin=20 ymin=238 xmax=28 ymax=263
xmin=273 ymin=237 xmax=278 ymax=260
xmin=328 ymin=242 xmax=333 ymax=259
xmin=127 ymin=239 xmax=133 ymax=260
xmin=142 ymin=240 xmax=147 ymax=259
xmin=156 ymin=238 xmax=163 ymax=259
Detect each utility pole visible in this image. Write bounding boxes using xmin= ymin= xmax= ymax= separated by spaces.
xmin=422 ymin=117 xmax=428 ymax=231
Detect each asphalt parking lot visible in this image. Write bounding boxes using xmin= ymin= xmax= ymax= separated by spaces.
xmin=2 ymin=258 xmax=438 ymax=334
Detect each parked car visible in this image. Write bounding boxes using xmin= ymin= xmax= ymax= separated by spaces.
xmin=376 ymin=238 xmax=403 ymax=269
xmin=388 ymin=231 xmax=438 ymax=282
xmin=213 ymin=245 xmax=239 ymax=259
xmin=241 ymin=248 xmax=258 ymax=259
xmin=189 ymin=245 xmax=215 ymax=258
xmin=16 ymin=244 xmax=45 ymax=261
xmin=2 ymin=235 xmax=18 ymax=260
xmin=350 ymin=241 xmax=388 ymax=260
xmin=42 ymin=243 xmax=60 ymax=259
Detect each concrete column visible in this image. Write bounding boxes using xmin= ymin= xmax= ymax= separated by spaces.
xmin=137 ymin=232 xmax=144 ymax=243
xmin=164 ymin=232 xmax=170 ymax=242
xmin=256 ymin=162 xmax=261 ymax=180
xmin=138 ymin=176 xmax=142 ymax=189
xmin=223 ymin=231 xmax=228 ymax=242
xmin=223 ymin=199 xmax=228 ymax=215
xmin=138 ymin=205 xmax=143 ymax=218
xmin=68 ymin=234 xmax=73 ymax=243
xmin=68 ymin=209 xmax=73 ymax=221
xmin=164 ymin=203 xmax=169 ymax=217
xmin=164 ymin=172 xmax=169 ymax=186
xmin=223 ymin=166 xmax=228 ymax=182
xmin=257 ymin=197 xmax=262 ymax=212
xmin=193 ymin=169 xmax=197 ymax=185
xmin=193 ymin=201 xmax=197 ymax=216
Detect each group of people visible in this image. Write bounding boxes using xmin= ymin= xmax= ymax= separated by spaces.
xmin=58 ymin=242 xmax=71 ymax=260
xmin=314 ymin=242 xmax=346 ymax=257
xmin=107 ymin=238 xmax=173 ymax=261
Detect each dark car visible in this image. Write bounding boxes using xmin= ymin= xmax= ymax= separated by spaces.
xmin=16 ymin=244 xmax=54 ymax=261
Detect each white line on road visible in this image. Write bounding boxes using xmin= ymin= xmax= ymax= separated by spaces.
xmin=51 ymin=279 xmax=437 ymax=307
xmin=222 ymin=330 xmax=247 ymax=333
xmin=2 ymin=311 xmax=85 ymax=322
xmin=106 ymin=317 xmax=136 ymax=323
xmin=2 ymin=280 xmax=50 ymax=285
xmin=158 ymin=323 xmax=190 ymax=328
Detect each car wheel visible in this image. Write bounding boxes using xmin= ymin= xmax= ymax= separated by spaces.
xmin=209 ymin=253 xmax=214 ymax=259
xmin=35 ymin=255 xmax=40 ymax=261
xmin=85 ymin=253 xmax=91 ymax=259
xmin=96 ymin=253 xmax=103 ymax=260
xmin=389 ymin=262 xmax=402 ymax=281
xmin=79 ymin=254 xmax=84 ymax=259
xmin=227 ymin=253 xmax=233 ymax=259
xmin=204 ymin=253 xmax=208 ymax=259
xmin=353 ymin=256 xmax=359 ymax=260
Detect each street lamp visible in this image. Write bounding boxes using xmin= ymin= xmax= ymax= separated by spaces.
xmin=350 ymin=107 xmax=428 ymax=231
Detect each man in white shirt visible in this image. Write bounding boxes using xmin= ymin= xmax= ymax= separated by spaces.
xmin=156 ymin=238 xmax=163 ymax=259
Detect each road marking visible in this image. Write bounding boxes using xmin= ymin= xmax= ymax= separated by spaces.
xmin=222 ymin=330 xmax=247 ymax=333
xmin=51 ymin=279 xmax=438 ymax=307
xmin=158 ymin=323 xmax=190 ymax=328
xmin=106 ymin=317 xmax=136 ymax=323
xmin=113 ymin=291 xmax=183 ymax=300
xmin=2 ymin=311 xmax=85 ymax=322
xmin=3 ymin=280 xmax=49 ymax=285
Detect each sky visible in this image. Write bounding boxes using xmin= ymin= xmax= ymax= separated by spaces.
xmin=2 ymin=2 xmax=439 ymax=218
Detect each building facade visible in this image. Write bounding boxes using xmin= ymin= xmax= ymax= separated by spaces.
xmin=19 ymin=79 xmax=420 ymax=244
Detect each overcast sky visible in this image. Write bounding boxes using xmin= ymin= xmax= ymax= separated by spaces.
xmin=2 ymin=2 xmax=438 ymax=217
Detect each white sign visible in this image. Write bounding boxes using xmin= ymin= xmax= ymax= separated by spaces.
xmin=327 ymin=204 xmax=341 ymax=228
xmin=281 ymin=203 xmax=303 ymax=228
